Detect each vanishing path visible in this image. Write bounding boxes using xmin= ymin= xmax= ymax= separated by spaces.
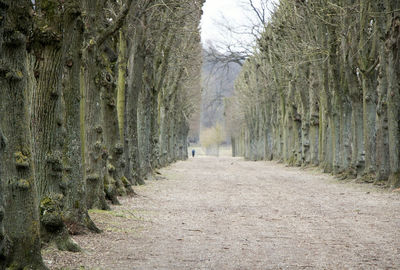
xmin=45 ymin=156 xmax=400 ymax=269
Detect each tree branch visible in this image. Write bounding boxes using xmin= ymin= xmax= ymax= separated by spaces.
xmin=249 ymin=0 xmax=265 ymax=25
xmin=95 ymin=0 xmax=134 ymax=48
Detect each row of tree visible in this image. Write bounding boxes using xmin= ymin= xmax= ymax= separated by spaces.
xmin=229 ymin=0 xmax=400 ymax=188
xmin=0 ymin=0 xmax=203 ymax=268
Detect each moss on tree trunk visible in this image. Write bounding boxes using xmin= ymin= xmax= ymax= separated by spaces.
xmin=0 ymin=1 xmax=47 ymax=268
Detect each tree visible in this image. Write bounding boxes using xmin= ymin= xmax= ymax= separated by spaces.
xmin=0 ymin=1 xmax=47 ymax=268
xmin=0 ymin=2 xmax=8 ymax=267
xmin=0 ymin=0 xmax=204 ymax=266
xmin=61 ymin=0 xmax=100 ymax=234
xmin=30 ymin=0 xmax=82 ymax=251
xmin=229 ymin=0 xmax=400 ymax=188
xmin=386 ymin=0 xmax=400 ymax=188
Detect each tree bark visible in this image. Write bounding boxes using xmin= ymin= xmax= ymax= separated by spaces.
xmin=81 ymin=0 xmax=109 ymax=210
xmin=0 ymin=1 xmax=47 ymax=268
xmin=115 ymin=29 xmax=134 ymax=195
xmin=30 ymin=0 xmax=82 ymax=251
xmin=125 ymin=23 xmax=146 ymax=185
xmin=375 ymin=4 xmax=390 ymax=183
xmin=61 ymin=0 xmax=100 ymax=233
xmin=309 ymin=62 xmax=320 ymax=166
xmin=327 ymin=23 xmax=343 ymax=174
xmin=100 ymin=44 xmax=123 ymax=205
xmin=386 ymin=0 xmax=400 ymax=188
xmin=358 ymin=0 xmax=379 ymax=178
xmin=0 ymin=1 xmax=8 ymax=266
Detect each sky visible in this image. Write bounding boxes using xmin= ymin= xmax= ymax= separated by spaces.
xmin=200 ymin=0 xmax=274 ymax=50
xmin=201 ymin=0 xmax=244 ymax=43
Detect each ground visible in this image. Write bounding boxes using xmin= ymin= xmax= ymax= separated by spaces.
xmin=43 ymin=152 xmax=400 ymax=269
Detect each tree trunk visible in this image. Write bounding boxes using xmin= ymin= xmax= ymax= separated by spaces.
xmin=150 ymin=89 xmax=161 ymax=168
xmin=346 ymin=57 xmax=364 ymax=178
xmin=319 ymin=38 xmax=333 ymax=173
xmin=159 ymin=98 xmax=169 ymax=165
xmin=81 ymin=46 xmax=109 ymax=210
xmin=339 ymin=94 xmax=352 ymax=174
xmin=298 ymin=70 xmax=311 ymax=166
xmin=359 ymin=0 xmax=378 ymax=178
xmin=116 ymin=29 xmax=134 ymax=195
xmin=375 ymin=6 xmax=390 ymax=183
xmin=125 ymin=25 xmax=146 ymax=185
xmin=309 ymin=63 xmax=320 ymax=166
xmin=81 ymin=0 xmax=109 ymax=210
xmin=327 ymin=23 xmax=342 ymax=174
xmin=0 ymin=1 xmax=8 ymax=266
xmin=338 ymin=0 xmax=354 ymax=174
xmin=61 ymin=0 xmax=100 ymax=233
xmin=31 ymin=36 xmax=82 ymax=252
xmin=100 ymin=45 xmax=124 ymax=204
xmin=29 ymin=1 xmax=82 ymax=251
xmin=117 ymin=30 xmax=127 ymax=144
xmin=138 ymin=81 xmax=153 ymax=178
xmin=0 ymin=1 xmax=47 ymax=268
xmin=386 ymin=1 xmax=400 ymax=188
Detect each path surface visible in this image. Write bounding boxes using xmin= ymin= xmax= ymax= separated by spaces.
xmin=44 ymin=156 xmax=400 ymax=269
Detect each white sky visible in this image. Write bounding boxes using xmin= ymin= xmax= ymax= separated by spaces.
xmin=201 ymin=0 xmax=243 ymax=42
xmin=200 ymin=0 xmax=273 ymax=49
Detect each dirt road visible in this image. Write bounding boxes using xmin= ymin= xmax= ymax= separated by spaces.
xmin=44 ymin=156 xmax=400 ymax=269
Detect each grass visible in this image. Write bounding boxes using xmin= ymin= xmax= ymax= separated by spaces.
xmin=88 ymin=209 xmax=148 ymax=222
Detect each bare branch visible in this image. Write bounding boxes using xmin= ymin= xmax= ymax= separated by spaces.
xmin=95 ymin=0 xmax=134 ymax=47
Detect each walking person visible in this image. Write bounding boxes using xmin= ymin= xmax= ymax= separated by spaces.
xmin=192 ymin=149 xmax=195 ymax=157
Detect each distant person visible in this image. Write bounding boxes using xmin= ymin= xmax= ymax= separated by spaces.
xmin=192 ymin=149 xmax=195 ymax=157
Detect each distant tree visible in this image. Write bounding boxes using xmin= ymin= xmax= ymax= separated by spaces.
xmin=230 ymin=0 xmax=400 ymax=187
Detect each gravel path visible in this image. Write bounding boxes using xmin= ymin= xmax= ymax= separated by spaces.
xmin=44 ymin=156 xmax=400 ymax=269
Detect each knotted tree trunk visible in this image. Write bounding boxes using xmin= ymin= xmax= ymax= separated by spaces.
xmin=61 ymin=0 xmax=100 ymax=233
xmin=0 ymin=1 xmax=47 ymax=268
xmin=125 ymin=23 xmax=146 ymax=185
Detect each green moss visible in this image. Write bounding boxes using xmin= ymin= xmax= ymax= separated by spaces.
xmin=88 ymin=209 xmax=112 ymax=215
xmin=89 ymin=209 xmax=145 ymax=221
xmin=7 ymin=263 xmax=20 ymax=270
xmin=117 ymin=34 xmax=127 ymax=142
xmin=104 ymin=181 xmax=111 ymax=194
xmin=40 ymin=197 xmax=53 ymax=208
xmin=14 ymin=151 xmax=29 ymax=168
xmin=40 ymin=195 xmax=64 ymax=231
xmin=107 ymin=163 xmax=116 ymax=172
xmin=5 ymin=69 xmax=23 ymax=81
xmin=86 ymin=174 xmax=100 ymax=182
xmin=16 ymin=179 xmax=30 ymax=190
xmin=117 ymin=187 xmax=126 ymax=196
xmin=121 ymin=176 xmax=129 ymax=186
xmin=360 ymin=173 xmax=375 ymax=184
